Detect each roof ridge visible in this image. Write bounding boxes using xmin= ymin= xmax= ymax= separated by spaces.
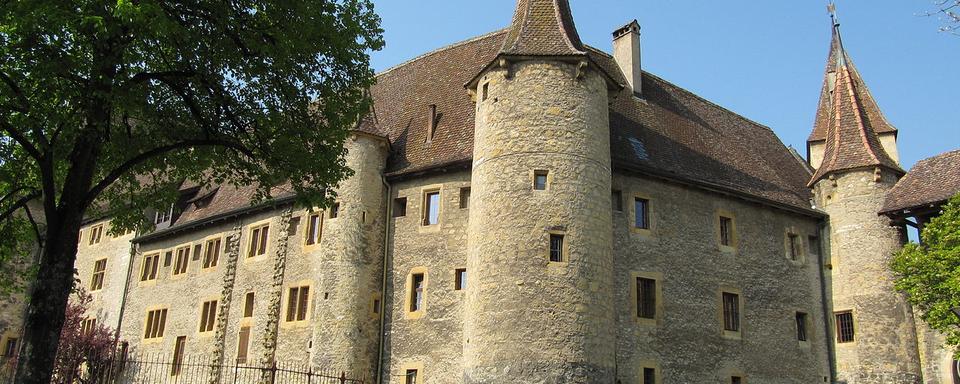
xmin=376 ymin=29 xmax=508 ymax=78
xmin=499 ymin=0 xmax=585 ymax=56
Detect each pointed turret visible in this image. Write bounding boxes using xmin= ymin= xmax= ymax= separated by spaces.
xmin=807 ymin=21 xmax=903 ymax=186
xmin=499 ymin=0 xmax=586 ymax=57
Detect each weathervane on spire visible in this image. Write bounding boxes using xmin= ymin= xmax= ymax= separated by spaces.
xmin=827 ymin=1 xmax=846 ymax=66
xmin=828 ymin=2 xmax=839 ymax=27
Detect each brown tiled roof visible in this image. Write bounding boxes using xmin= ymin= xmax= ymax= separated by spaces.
xmin=500 ymin=0 xmax=585 ymax=57
xmin=363 ymin=31 xmax=815 ymax=211
xmin=172 ymin=183 xmax=294 ymax=229
xmin=808 ymin=27 xmax=896 ymax=143
xmin=808 ymin=53 xmax=903 ymax=185
xmin=881 ymin=149 xmax=960 ymax=214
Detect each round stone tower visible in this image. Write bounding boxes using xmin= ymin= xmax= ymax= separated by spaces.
xmin=463 ymin=1 xmax=619 ymax=382
xmin=808 ymin=22 xmax=921 ymax=383
xmin=310 ymin=131 xmax=389 ymax=378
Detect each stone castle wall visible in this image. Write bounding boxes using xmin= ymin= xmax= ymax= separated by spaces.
xmin=464 ymin=60 xmax=616 ymax=383
xmin=815 ymin=169 xmax=922 ymax=384
xmin=75 ymin=219 xmax=136 ymax=330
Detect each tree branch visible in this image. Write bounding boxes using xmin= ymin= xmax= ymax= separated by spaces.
xmin=82 ymin=139 xmax=256 ymax=207
xmin=23 ymin=203 xmax=43 ymax=248
xmin=122 ymin=70 xmax=196 ymax=89
xmin=0 ymin=189 xmax=41 ymax=223
xmin=0 ymin=71 xmax=29 ymax=113
xmin=0 ymin=118 xmax=43 ymax=161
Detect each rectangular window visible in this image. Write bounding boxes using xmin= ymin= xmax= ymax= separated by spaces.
xmin=455 ymin=269 xmax=467 ymax=291
xmin=459 ymin=187 xmax=471 ymax=209
xmin=203 ymin=238 xmax=222 ymax=268
xmin=80 ymin=318 xmax=97 ymax=336
xmin=423 ymin=191 xmax=440 ymax=226
xmin=155 ymin=205 xmax=173 ymax=224
xmin=612 ymin=190 xmax=623 ymax=211
xmin=171 ymin=336 xmax=186 ymax=376
xmin=236 ymin=326 xmax=250 ymax=364
xmin=173 ymin=246 xmax=190 ymax=275
xmin=305 ymin=212 xmax=322 ymax=245
xmin=788 ymin=234 xmax=801 ymax=261
xmin=722 ymin=292 xmax=740 ymax=332
xmin=2 ymin=338 xmax=17 ymax=357
xmin=88 ymin=224 xmax=103 ymax=245
xmin=836 ymin=311 xmax=855 ymax=343
xmin=248 ymin=224 xmax=269 ymax=258
xmin=642 ymin=367 xmax=656 ymax=384
xmin=410 ymin=273 xmax=425 ymax=312
xmin=373 ymin=298 xmax=382 ymax=314
xmin=163 ymin=251 xmax=173 ymax=267
xmin=199 ymin=300 xmax=217 ymax=333
xmin=140 ymin=253 xmax=160 ymax=281
xmin=719 ymin=216 xmax=734 ymax=246
xmin=481 ymin=82 xmax=489 ymax=101
xmin=243 ymin=292 xmax=255 ymax=318
xmin=405 ymin=369 xmax=418 ymax=384
xmin=533 ymin=170 xmax=548 ymax=190
xmin=796 ymin=312 xmax=808 ymax=341
xmin=286 ymin=286 xmax=310 ymax=322
xmin=144 ymin=308 xmax=168 ymax=339
xmin=731 ymin=376 xmax=742 ymax=384
xmin=329 ymin=202 xmax=340 ymax=219
xmin=549 ymin=234 xmax=565 ymax=262
xmin=637 ymin=277 xmax=657 ymax=319
xmin=634 ymin=198 xmax=649 ymax=229
xmin=393 ymin=198 xmax=407 ymax=217
xmin=90 ymin=259 xmax=107 ymax=291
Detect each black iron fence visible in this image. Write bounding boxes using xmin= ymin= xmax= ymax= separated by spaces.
xmin=2 ymin=353 xmax=364 ymax=384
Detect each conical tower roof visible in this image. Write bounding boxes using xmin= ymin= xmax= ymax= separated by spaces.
xmin=499 ymin=0 xmax=586 ymax=57
xmin=808 ymin=23 xmax=903 ymax=186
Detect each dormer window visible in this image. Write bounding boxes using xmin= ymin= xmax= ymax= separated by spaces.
xmin=155 ymin=205 xmax=173 ymax=224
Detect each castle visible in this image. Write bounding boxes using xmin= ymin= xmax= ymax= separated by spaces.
xmin=2 ymin=0 xmax=959 ymax=383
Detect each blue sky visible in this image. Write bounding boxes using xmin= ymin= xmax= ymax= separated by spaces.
xmin=368 ymin=1 xmax=958 ymax=170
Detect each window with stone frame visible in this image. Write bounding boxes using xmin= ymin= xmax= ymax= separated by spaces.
xmin=637 ymin=277 xmax=657 ymax=319
xmin=422 ymin=190 xmax=440 ymax=226
xmin=248 ymin=224 xmax=269 ymax=258
xmin=88 ymin=224 xmax=104 ymax=245
xmin=722 ymin=292 xmax=740 ymax=332
xmin=80 ymin=318 xmax=97 ymax=336
xmin=171 ymin=336 xmax=186 ymax=376
xmin=455 ymin=269 xmax=467 ymax=291
xmin=612 ymin=190 xmax=623 ymax=212
xmin=236 ymin=326 xmax=251 ymax=364
xmin=549 ymin=233 xmax=565 ymax=262
xmin=393 ymin=198 xmax=407 ymax=217
xmin=835 ymin=311 xmax=855 ymax=343
xmin=243 ymin=292 xmax=255 ymax=318
xmin=405 ymin=369 xmax=419 ymax=384
xmin=144 ymin=308 xmax=168 ymax=339
xmin=459 ymin=187 xmax=471 ymax=209
xmin=788 ymin=233 xmax=802 ymax=261
xmin=410 ymin=273 xmax=425 ymax=312
xmin=796 ymin=312 xmax=808 ymax=341
xmin=199 ymin=300 xmax=217 ymax=333
xmin=90 ymin=258 xmax=107 ymax=291
xmin=172 ymin=246 xmax=190 ymax=275
xmin=140 ymin=253 xmax=160 ymax=281
xmin=286 ymin=286 xmax=310 ymax=322
xmin=329 ymin=202 xmax=340 ymax=219
xmin=2 ymin=337 xmax=18 ymax=357
xmin=634 ymin=198 xmax=650 ymax=229
xmin=642 ymin=367 xmax=656 ymax=384
xmin=203 ymin=238 xmax=222 ymax=268
xmin=305 ymin=212 xmax=322 ymax=245
xmin=533 ymin=170 xmax=549 ymax=190
xmin=719 ymin=216 xmax=734 ymax=247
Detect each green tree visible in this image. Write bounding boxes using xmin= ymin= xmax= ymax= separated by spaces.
xmin=892 ymin=193 xmax=960 ymax=353
xmin=0 ymin=1 xmax=383 ymax=382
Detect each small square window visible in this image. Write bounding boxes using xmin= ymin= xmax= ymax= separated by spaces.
xmin=722 ymin=292 xmax=740 ymax=332
xmin=634 ymin=198 xmax=649 ymax=229
xmin=549 ymin=234 xmax=565 ymax=262
xmin=423 ymin=191 xmax=440 ymax=226
xmin=533 ymin=170 xmax=548 ymax=190
xmin=835 ymin=311 xmax=855 ymax=343
xmin=393 ymin=198 xmax=407 ymax=217
xmin=796 ymin=312 xmax=808 ymax=341
xmin=329 ymin=203 xmax=340 ymax=219
xmin=719 ymin=216 xmax=734 ymax=247
xmin=459 ymin=187 xmax=471 ymax=209
xmin=455 ymin=269 xmax=467 ymax=290
xmin=731 ymin=376 xmax=743 ymax=384
xmin=612 ymin=190 xmax=623 ymax=211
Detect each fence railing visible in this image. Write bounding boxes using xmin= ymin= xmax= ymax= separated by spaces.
xmin=3 ymin=352 xmax=364 ymax=384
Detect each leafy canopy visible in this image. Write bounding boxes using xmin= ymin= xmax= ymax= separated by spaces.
xmin=892 ymin=193 xmax=960 ymax=351
xmin=0 ymin=0 xmax=384 ymax=259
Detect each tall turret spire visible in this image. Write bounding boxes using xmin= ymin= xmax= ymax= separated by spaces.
xmin=499 ymin=0 xmax=586 ymax=57
xmin=807 ymin=9 xmax=902 ymax=185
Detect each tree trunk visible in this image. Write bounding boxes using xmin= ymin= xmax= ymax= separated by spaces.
xmin=15 ymin=215 xmax=83 ymax=384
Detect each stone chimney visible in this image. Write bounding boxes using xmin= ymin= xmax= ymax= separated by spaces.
xmin=612 ymin=20 xmax=642 ymax=96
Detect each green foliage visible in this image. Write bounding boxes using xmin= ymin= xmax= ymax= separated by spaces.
xmin=892 ymin=193 xmax=960 ymax=352
xmin=0 ymin=0 xmax=384 ymax=272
